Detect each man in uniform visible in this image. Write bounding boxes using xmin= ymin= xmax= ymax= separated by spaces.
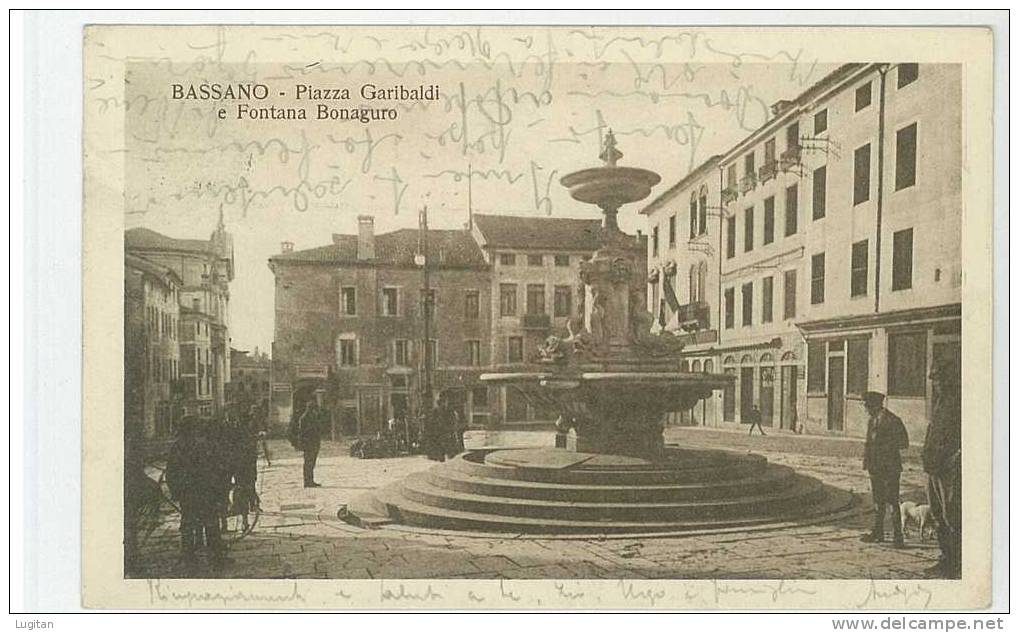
xmin=923 ymin=358 xmax=962 ymax=578
xmin=298 ymin=399 xmax=327 ymax=488
xmin=860 ymin=391 xmax=909 ymax=548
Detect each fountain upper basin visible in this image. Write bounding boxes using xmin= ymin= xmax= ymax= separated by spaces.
xmin=559 ymin=166 xmax=662 ymax=207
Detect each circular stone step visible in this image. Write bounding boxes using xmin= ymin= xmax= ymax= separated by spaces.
xmin=354 ymin=447 xmax=856 ymax=536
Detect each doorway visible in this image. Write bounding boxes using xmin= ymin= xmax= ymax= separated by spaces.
xmin=740 ymin=367 xmax=754 ymax=423
xmin=827 ymin=357 xmax=845 ymax=431
xmin=759 ymin=367 xmax=775 ymax=427
xmin=780 ymin=365 xmax=799 ymax=430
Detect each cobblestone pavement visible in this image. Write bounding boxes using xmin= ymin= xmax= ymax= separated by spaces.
xmin=129 ymin=428 xmax=941 ymax=580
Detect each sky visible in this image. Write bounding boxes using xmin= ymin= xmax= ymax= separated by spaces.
xmin=115 ymin=26 xmax=836 ymax=353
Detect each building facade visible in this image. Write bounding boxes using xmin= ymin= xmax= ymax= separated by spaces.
xmin=268 ymin=215 xmax=492 ymax=437
xmin=126 ymin=217 xmax=235 ymax=419
xmin=643 ymin=63 xmax=961 ymax=441
xmin=124 ymin=254 xmax=182 ymax=440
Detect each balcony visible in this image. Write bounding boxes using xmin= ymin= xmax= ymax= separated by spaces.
xmin=739 ymin=173 xmax=757 ymax=194
xmin=677 ymin=301 xmax=711 ymax=332
xmin=522 ymin=313 xmax=551 ymax=331
xmin=758 ymin=160 xmax=778 ymax=182
xmin=721 ymin=186 xmax=738 ymax=204
xmin=780 ymin=146 xmax=802 ymax=171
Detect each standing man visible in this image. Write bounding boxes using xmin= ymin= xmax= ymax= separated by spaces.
xmin=860 ymin=391 xmax=909 ymax=548
xmin=923 ymin=358 xmax=962 ymax=578
xmin=746 ymin=405 xmax=766 ymax=436
xmin=298 ymin=399 xmax=326 ymax=488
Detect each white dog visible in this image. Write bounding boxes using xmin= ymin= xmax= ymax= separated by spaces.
xmin=900 ymin=501 xmax=935 ymax=541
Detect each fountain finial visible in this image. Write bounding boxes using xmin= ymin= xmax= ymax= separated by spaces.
xmin=599 ymin=129 xmax=623 ymax=167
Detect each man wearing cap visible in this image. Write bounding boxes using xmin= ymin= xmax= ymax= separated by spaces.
xmin=861 ymin=391 xmax=909 ymax=547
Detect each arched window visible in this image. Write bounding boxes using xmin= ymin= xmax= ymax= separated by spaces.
xmin=740 ymin=354 xmax=754 ymax=365
xmin=697 ymin=261 xmax=708 ymax=303
xmin=760 ymin=352 xmax=774 ymax=364
xmin=698 ymin=185 xmax=709 ymax=235
xmin=781 ymin=351 xmax=797 ymax=362
xmin=723 ymin=355 xmax=736 ymax=366
xmin=692 ymin=360 xmax=702 ymax=372
xmin=680 ymin=360 xmax=690 ymax=372
xmin=689 ymin=192 xmax=698 ymax=239
xmin=704 ymin=359 xmax=714 ymax=373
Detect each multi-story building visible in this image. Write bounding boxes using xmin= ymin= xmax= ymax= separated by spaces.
xmin=470 ymin=214 xmax=646 ymax=424
xmin=125 ymin=214 xmax=235 ymax=418
xmin=268 ymin=215 xmax=492 ymax=437
xmin=124 ymin=253 xmax=182 ymax=440
xmin=640 ymin=156 xmax=725 ymax=428
xmin=643 ymin=62 xmax=962 ymax=441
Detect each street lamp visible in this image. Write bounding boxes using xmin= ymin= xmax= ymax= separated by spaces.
xmin=416 ymin=208 xmax=434 ymax=414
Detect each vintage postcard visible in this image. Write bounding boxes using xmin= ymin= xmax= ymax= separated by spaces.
xmin=82 ymin=23 xmax=994 ymax=609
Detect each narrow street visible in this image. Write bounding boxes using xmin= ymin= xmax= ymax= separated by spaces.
xmin=129 ymin=428 xmax=941 ymax=580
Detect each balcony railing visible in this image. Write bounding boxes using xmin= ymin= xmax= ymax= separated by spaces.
xmin=780 ymin=146 xmax=802 ymax=171
xmin=677 ymin=301 xmax=711 ymax=331
xmin=721 ymin=186 xmax=738 ymax=204
xmin=758 ymin=160 xmax=778 ymax=182
xmin=739 ymin=173 xmax=757 ymax=194
xmin=522 ymin=313 xmax=551 ymax=330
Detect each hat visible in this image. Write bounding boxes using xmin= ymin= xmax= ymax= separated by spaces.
xmin=862 ymin=391 xmax=886 ymax=406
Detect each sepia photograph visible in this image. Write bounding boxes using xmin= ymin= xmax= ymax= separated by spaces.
xmin=73 ymin=21 xmax=996 ymax=610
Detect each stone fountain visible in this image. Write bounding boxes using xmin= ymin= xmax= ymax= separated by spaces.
xmin=347 ymin=133 xmax=855 ymax=536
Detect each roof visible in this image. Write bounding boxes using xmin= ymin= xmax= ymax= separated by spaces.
xmin=126 ymin=227 xmax=217 ymax=255
xmin=125 ymin=252 xmax=181 ymax=285
xmin=472 ymin=214 xmax=606 ymax=251
xmin=269 ymin=228 xmax=488 ymax=269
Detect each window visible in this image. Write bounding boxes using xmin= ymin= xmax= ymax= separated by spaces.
xmin=652 ymin=226 xmax=659 ymax=257
xmin=895 ymin=123 xmax=917 ymax=191
xmin=897 ymin=63 xmax=918 ymax=88
xmin=466 ymin=340 xmax=481 ymax=366
xmin=855 ymin=82 xmax=872 ymax=111
xmin=340 ymin=287 xmax=356 ymax=315
xmin=688 ymin=265 xmax=700 ymax=303
xmin=814 ymin=109 xmax=828 ymax=134
xmin=669 ymin=214 xmax=677 ymax=247
xmin=726 ymin=164 xmax=737 ymax=189
xmin=338 ymin=338 xmax=357 ymax=367
xmin=763 ymin=196 xmax=775 ymax=244
xmin=465 ymin=290 xmax=479 ymax=319
xmin=472 ymin=386 xmax=489 ymax=408
xmin=784 ymin=184 xmax=798 ymax=236
xmin=741 ymin=282 xmax=753 ymax=327
xmin=499 ymin=253 xmax=516 ymax=266
xmin=394 ymin=339 xmax=410 ymax=366
xmin=762 ymin=276 xmax=774 ymax=323
xmin=811 ymin=253 xmax=826 ymax=305
xmin=724 ymin=288 xmax=735 ymax=329
xmin=888 ymin=331 xmax=927 ymax=396
xmin=744 ymin=152 xmax=755 ymax=175
xmin=553 ymin=285 xmax=572 ymax=317
xmin=786 ymin=122 xmax=800 ymax=150
xmin=526 ymin=284 xmax=546 ymax=315
xmin=499 ymin=283 xmax=517 ymax=316
xmin=812 ymin=166 xmax=827 ymax=220
xmin=764 ymin=138 xmax=776 ymax=163
xmin=726 ymin=216 xmax=736 ymax=259
xmin=425 ymin=339 xmax=438 ymax=368
xmin=554 ymin=254 xmax=570 ymax=267
xmin=689 ymin=195 xmax=698 ymax=238
xmin=807 ymin=341 xmax=825 ymax=392
xmin=698 ymin=188 xmax=708 ymax=235
xmin=744 ymin=207 xmax=754 ymax=252
xmin=423 ymin=289 xmax=436 ymax=319
xmin=851 ymin=240 xmax=869 ymax=297
xmin=381 ymin=287 xmax=399 ymax=316
xmin=854 ymin=143 xmax=871 ymax=205
xmin=507 ymin=337 xmax=524 ymax=363
xmin=847 ymin=338 xmax=869 ymax=396
xmin=892 ymin=228 xmax=914 ymax=291
xmin=527 ymin=254 xmax=544 ymax=267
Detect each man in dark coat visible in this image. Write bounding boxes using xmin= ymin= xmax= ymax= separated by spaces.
xmin=860 ymin=391 xmax=909 ymax=547
xmin=166 ymin=417 xmax=229 ymax=567
xmin=923 ymin=358 xmax=962 ymax=578
xmin=298 ymin=399 xmax=327 ymax=487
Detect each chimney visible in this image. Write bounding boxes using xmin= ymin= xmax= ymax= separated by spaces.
xmin=357 ymin=215 xmax=375 ymax=260
xmin=280 ymin=241 xmax=294 ymax=253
